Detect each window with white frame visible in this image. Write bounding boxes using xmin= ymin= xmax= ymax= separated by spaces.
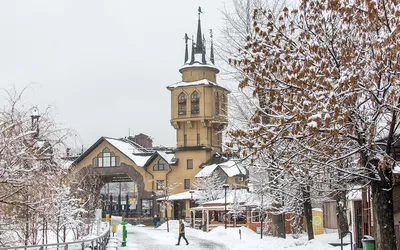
xmin=251 ymin=208 xmax=261 ymax=223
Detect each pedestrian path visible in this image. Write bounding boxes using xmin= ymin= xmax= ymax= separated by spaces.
xmin=124 ymin=226 xmax=228 ymax=250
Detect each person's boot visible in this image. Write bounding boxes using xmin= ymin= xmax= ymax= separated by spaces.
xmin=186 ymin=242 xmax=189 ymax=245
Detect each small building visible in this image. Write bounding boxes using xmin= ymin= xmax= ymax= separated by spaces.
xmin=195 ymin=156 xmax=248 ymax=186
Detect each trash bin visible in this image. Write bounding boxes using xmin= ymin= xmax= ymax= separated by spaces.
xmin=362 ymin=235 xmax=375 ymax=250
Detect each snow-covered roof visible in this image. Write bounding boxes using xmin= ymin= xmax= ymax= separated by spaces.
xmin=179 ymin=61 xmax=219 ymax=72
xmin=202 ymin=189 xmax=252 ymax=205
xmin=104 ymin=138 xmax=151 ymax=167
xmin=157 ymin=151 xmax=177 ymax=165
xmin=347 ymin=188 xmax=362 ymax=201
xmin=156 ymin=190 xmax=200 ymax=201
xmin=167 ymin=79 xmax=219 ymax=89
xmin=196 ymin=160 xmax=247 ymax=178
xmin=191 ymin=205 xmax=232 ymax=211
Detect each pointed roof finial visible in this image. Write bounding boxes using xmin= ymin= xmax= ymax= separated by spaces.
xmin=190 ymin=35 xmax=195 ymax=64
xmin=209 ymin=29 xmax=215 ymax=64
xmin=184 ymin=33 xmax=189 ymax=63
xmin=195 ymin=6 xmax=203 ymax=54
xmin=202 ymin=34 xmax=206 ymax=64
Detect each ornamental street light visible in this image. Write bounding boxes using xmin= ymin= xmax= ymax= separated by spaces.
xmin=222 ymin=184 xmax=229 ymax=229
xmin=189 ymin=190 xmax=195 ymax=228
xmin=189 ymin=190 xmax=195 ymax=208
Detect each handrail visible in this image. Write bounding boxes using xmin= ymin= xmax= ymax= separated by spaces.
xmin=0 ymin=222 xmax=111 ymax=250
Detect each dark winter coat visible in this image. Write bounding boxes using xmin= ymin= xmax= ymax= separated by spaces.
xmin=179 ymin=221 xmax=185 ymax=234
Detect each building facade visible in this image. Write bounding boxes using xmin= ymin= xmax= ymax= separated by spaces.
xmin=70 ymin=10 xmax=246 ymax=220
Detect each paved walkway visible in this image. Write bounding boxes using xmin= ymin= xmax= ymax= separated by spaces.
xmin=125 ymin=226 xmax=228 ymax=250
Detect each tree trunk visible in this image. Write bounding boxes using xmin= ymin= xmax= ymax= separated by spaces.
xmin=335 ymin=191 xmax=349 ymax=238
xmin=63 ymin=225 xmax=66 ymax=243
xmin=303 ymin=185 xmax=314 ymax=240
xmin=56 ymin=217 xmax=60 ymax=244
xmin=371 ymin=180 xmax=396 ymax=250
xmin=272 ymin=212 xmax=285 ymax=238
xmin=165 ymin=205 xmax=169 ymax=232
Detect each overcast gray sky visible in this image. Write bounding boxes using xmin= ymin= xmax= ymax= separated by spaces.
xmin=0 ymin=0 xmax=232 ymax=150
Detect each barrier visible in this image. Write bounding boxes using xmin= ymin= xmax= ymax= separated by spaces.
xmin=0 ymin=223 xmax=110 ymax=250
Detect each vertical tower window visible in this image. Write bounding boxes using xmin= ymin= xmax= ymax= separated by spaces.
xmin=197 ymin=133 xmax=200 ymax=145
xmin=221 ymin=94 xmax=227 ymax=115
xmin=191 ymin=91 xmax=200 ymax=114
xmin=184 ymin=134 xmax=187 ymax=147
xmin=178 ymin=92 xmax=187 ymax=115
xmin=184 ymin=179 xmax=190 ymax=189
xmin=215 ymin=92 xmax=220 ymax=115
xmin=187 ymin=159 xmax=193 ymax=169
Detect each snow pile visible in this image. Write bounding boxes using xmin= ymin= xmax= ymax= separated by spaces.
xmin=156 ymin=220 xmax=181 ymax=230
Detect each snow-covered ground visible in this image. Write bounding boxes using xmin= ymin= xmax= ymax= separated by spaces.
xmin=118 ymin=220 xmax=353 ymax=250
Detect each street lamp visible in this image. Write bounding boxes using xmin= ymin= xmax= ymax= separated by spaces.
xmin=222 ymin=184 xmax=229 ymax=229
xmin=189 ymin=190 xmax=195 ymax=208
xmin=189 ymin=190 xmax=195 ymax=228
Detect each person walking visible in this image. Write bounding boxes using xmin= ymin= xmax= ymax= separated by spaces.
xmin=175 ymin=219 xmax=189 ymax=246
xmin=155 ymin=215 xmax=160 ymax=228
xmin=153 ymin=215 xmax=158 ymax=228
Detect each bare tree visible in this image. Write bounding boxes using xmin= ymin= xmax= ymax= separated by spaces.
xmin=0 ymin=87 xmax=80 ymax=246
xmin=193 ymin=172 xmax=225 ymax=204
xmin=154 ymin=180 xmax=180 ymax=233
xmin=229 ymin=1 xmax=400 ymax=248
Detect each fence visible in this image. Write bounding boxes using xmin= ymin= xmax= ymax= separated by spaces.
xmin=0 ymin=222 xmax=110 ymax=250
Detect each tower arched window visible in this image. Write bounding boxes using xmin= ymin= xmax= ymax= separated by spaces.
xmin=178 ymin=93 xmax=187 ymax=115
xmin=191 ymin=91 xmax=200 ymax=114
xmin=92 ymin=147 xmax=120 ymax=168
xmin=215 ymin=92 xmax=220 ymax=115
xmin=221 ymin=94 xmax=227 ymax=115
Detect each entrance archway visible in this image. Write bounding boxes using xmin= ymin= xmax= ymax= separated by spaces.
xmin=70 ymin=163 xmax=158 ymax=218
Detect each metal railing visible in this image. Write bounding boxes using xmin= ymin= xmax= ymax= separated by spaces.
xmin=0 ymin=223 xmax=110 ymax=250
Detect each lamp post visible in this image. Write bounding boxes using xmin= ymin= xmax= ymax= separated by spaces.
xmin=189 ymin=190 xmax=195 ymax=228
xmin=189 ymin=190 xmax=194 ymax=208
xmin=222 ymin=184 xmax=229 ymax=229
xmin=150 ymin=193 xmax=155 ymax=217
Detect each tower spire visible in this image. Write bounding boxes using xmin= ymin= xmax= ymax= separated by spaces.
xmin=195 ymin=6 xmax=203 ymax=54
xmin=190 ymin=35 xmax=195 ymax=64
xmin=184 ymin=33 xmax=189 ymax=63
xmin=202 ymin=34 xmax=206 ymax=64
xmin=210 ymin=29 xmax=215 ymax=64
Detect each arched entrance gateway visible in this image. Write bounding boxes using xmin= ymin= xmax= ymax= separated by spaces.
xmin=69 ymin=136 xmax=172 ymax=218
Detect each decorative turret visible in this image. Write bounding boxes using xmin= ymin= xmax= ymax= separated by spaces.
xmin=179 ymin=6 xmax=218 ymax=74
xmin=195 ymin=7 xmax=203 ymax=54
xmin=31 ymin=106 xmax=40 ymax=138
xmin=210 ymin=29 xmax=215 ymax=64
xmin=184 ymin=33 xmax=189 ymax=64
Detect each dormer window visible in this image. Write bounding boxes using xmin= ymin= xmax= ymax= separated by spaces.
xmin=153 ymin=158 xmax=168 ymax=171
xmin=191 ymin=91 xmax=200 ymax=114
xmin=178 ymin=93 xmax=187 ymax=115
xmin=215 ymin=92 xmax=220 ymax=115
